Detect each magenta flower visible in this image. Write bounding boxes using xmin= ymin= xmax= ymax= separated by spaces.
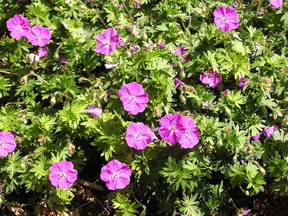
xmin=6 ymin=14 xmax=30 ymax=39
xmin=175 ymin=45 xmax=186 ymax=56
xmin=223 ymin=89 xmax=231 ymax=95
xmin=239 ymin=77 xmax=248 ymax=88
xmin=100 ymin=159 xmax=132 ymax=190
xmin=252 ymin=133 xmax=261 ymax=142
xmin=178 ymin=116 xmax=199 ymax=149
xmin=158 ymin=114 xmax=186 ymax=144
xmin=87 ymin=106 xmax=102 ymax=119
xmin=175 ymin=78 xmax=184 ymax=88
xmin=157 ymin=42 xmax=166 ymax=49
xmin=60 ymin=57 xmax=68 ymax=64
xmin=49 ymin=160 xmax=78 ymax=189
xmin=125 ymin=122 xmax=156 ymax=150
xmin=95 ymin=28 xmax=120 ymax=56
xmin=118 ymin=82 xmax=149 ymax=115
xmin=200 ymin=68 xmax=221 ymax=88
xmin=38 ymin=47 xmax=48 ymax=58
xmin=269 ymin=0 xmax=283 ymax=8
xmin=263 ymin=125 xmax=278 ymax=138
xmin=131 ymin=45 xmax=141 ymax=55
xmin=0 ymin=132 xmax=16 ymax=157
xmin=213 ymin=6 xmax=239 ymax=32
xmin=26 ymin=26 xmax=51 ymax=47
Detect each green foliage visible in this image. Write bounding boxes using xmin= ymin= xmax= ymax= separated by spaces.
xmin=0 ymin=0 xmax=287 ymax=214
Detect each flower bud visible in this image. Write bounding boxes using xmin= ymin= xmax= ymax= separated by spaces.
xmin=246 ymin=145 xmax=254 ymax=154
xmin=180 ymin=95 xmax=186 ymax=104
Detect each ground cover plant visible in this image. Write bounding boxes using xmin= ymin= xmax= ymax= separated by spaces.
xmin=0 ymin=0 xmax=288 ymax=215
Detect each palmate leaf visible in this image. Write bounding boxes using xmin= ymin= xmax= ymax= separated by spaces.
xmin=112 ymin=194 xmax=140 ymax=216
xmin=179 ymin=193 xmax=203 ymax=216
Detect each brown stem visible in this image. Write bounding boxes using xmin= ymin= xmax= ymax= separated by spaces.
xmin=77 ymin=178 xmax=104 ymax=191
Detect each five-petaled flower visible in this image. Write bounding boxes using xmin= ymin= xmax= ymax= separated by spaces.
xmin=26 ymin=26 xmax=51 ymax=47
xmin=269 ymin=0 xmax=283 ymax=9
xmin=95 ymin=28 xmax=120 ymax=56
xmin=159 ymin=113 xmax=200 ymax=149
xmin=118 ymin=82 xmax=149 ymax=115
xmin=49 ymin=160 xmax=78 ymax=189
xmin=200 ymin=68 xmax=221 ymax=88
xmin=263 ymin=125 xmax=278 ymax=138
xmin=100 ymin=159 xmax=132 ymax=190
xmin=214 ymin=6 xmax=239 ymax=32
xmin=87 ymin=106 xmax=102 ymax=119
xmin=0 ymin=132 xmax=17 ymax=157
xmin=6 ymin=14 xmax=30 ymax=39
xmin=125 ymin=122 xmax=156 ymax=150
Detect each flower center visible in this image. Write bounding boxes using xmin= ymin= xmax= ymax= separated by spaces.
xmin=169 ymin=124 xmax=177 ymax=132
xmin=129 ymin=95 xmax=136 ymax=103
xmin=112 ymin=171 xmax=119 ymax=180
xmin=58 ymin=172 xmax=67 ymax=180
xmin=134 ymin=133 xmax=141 ymax=141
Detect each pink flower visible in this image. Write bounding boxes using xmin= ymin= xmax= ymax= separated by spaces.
xmin=175 ymin=45 xmax=186 ymax=56
xmin=0 ymin=132 xmax=16 ymax=157
xmin=38 ymin=47 xmax=48 ymax=58
xmin=49 ymin=160 xmax=78 ymax=189
xmin=223 ymin=89 xmax=231 ymax=95
xmin=269 ymin=0 xmax=283 ymax=8
xmin=178 ymin=116 xmax=199 ymax=149
xmin=200 ymin=68 xmax=221 ymax=88
xmin=100 ymin=159 xmax=132 ymax=190
xmin=87 ymin=106 xmax=102 ymax=119
xmin=239 ymin=77 xmax=248 ymax=88
xmin=157 ymin=42 xmax=166 ymax=49
xmin=26 ymin=26 xmax=51 ymax=47
xmin=263 ymin=125 xmax=278 ymax=138
xmin=95 ymin=28 xmax=120 ymax=56
xmin=6 ymin=14 xmax=30 ymax=39
xmin=60 ymin=57 xmax=68 ymax=64
xmin=158 ymin=114 xmax=186 ymax=144
xmin=213 ymin=6 xmax=239 ymax=32
xmin=175 ymin=78 xmax=184 ymax=88
xmin=28 ymin=53 xmax=40 ymax=64
xmin=125 ymin=122 xmax=156 ymax=150
xmin=118 ymin=82 xmax=149 ymax=115
xmin=252 ymin=133 xmax=261 ymax=141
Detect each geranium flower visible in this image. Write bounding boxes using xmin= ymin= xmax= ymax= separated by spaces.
xmin=95 ymin=28 xmax=120 ymax=56
xmin=213 ymin=6 xmax=239 ymax=32
xmin=200 ymin=68 xmax=221 ymax=88
xmin=100 ymin=159 xmax=132 ymax=190
xmin=269 ymin=0 xmax=283 ymax=9
xmin=26 ymin=26 xmax=51 ymax=47
xmin=28 ymin=53 xmax=40 ymax=64
xmin=38 ymin=47 xmax=48 ymax=58
xmin=6 ymin=14 xmax=30 ymax=39
xmin=175 ymin=45 xmax=186 ymax=56
xmin=0 ymin=132 xmax=17 ymax=157
xmin=118 ymin=82 xmax=149 ymax=115
xmin=175 ymin=78 xmax=184 ymax=88
xmin=87 ymin=106 xmax=102 ymax=119
xmin=239 ymin=77 xmax=248 ymax=88
xmin=60 ymin=57 xmax=68 ymax=64
xmin=178 ymin=116 xmax=200 ymax=149
xmin=49 ymin=160 xmax=78 ymax=189
xmin=263 ymin=125 xmax=278 ymax=138
xmin=252 ymin=133 xmax=261 ymax=141
xmin=158 ymin=114 xmax=186 ymax=144
xmin=125 ymin=122 xmax=156 ymax=150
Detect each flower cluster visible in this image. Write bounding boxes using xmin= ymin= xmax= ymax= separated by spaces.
xmin=49 ymin=160 xmax=78 ymax=189
xmin=100 ymin=159 xmax=132 ymax=190
xmin=0 ymin=132 xmax=17 ymax=157
xmin=6 ymin=14 xmax=51 ymax=47
xmin=158 ymin=114 xmax=199 ymax=149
